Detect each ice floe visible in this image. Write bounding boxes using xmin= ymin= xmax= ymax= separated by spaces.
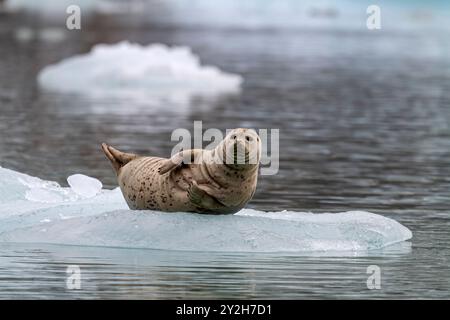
xmin=0 ymin=166 xmax=412 ymax=253
xmin=38 ymin=41 xmax=242 ymax=102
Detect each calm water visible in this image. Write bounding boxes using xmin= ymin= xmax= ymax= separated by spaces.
xmin=0 ymin=0 xmax=450 ymax=299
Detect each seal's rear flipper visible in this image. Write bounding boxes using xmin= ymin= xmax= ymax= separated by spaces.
xmin=101 ymin=143 xmax=138 ymax=174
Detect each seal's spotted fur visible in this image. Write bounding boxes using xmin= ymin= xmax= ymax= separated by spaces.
xmin=102 ymin=128 xmax=261 ymax=214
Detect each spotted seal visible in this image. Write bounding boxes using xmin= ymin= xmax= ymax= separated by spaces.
xmin=102 ymin=128 xmax=261 ymax=214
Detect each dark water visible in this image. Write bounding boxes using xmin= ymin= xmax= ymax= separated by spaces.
xmin=0 ymin=0 xmax=450 ymax=299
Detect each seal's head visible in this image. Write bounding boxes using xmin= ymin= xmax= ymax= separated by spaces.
xmin=219 ymin=128 xmax=261 ymax=169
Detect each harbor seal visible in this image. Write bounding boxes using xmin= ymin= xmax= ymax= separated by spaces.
xmin=101 ymin=128 xmax=261 ymax=214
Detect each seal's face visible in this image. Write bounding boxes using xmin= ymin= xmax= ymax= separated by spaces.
xmin=221 ymin=128 xmax=261 ymax=168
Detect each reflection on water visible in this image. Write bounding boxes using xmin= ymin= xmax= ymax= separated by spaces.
xmin=0 ymin=242 xmax=431 ymax=300
xmin=0 ymin=0 xmax=450 ymax=298
xmin=0 ymin=240 xmax=448 ymax=299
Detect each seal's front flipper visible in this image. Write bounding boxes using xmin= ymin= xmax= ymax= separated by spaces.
xmin=101 ymin=143 xmax=138 ymax=174
xmin=158 ymin=150 xmax=193 ymax=175
xmin=188 ymin=181 xmax=225 ymax=212
xmin=158 ymin=155 xmax=183 ymax=175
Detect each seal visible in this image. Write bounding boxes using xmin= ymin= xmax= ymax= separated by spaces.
xmin=101 ymin=128 xmax=261 ymax=214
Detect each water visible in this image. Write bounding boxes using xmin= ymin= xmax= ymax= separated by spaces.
xmin=0 ymin=0 xmax=450 ymax=299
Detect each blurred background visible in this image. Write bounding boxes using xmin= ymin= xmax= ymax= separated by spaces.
xmin=0 ymin=0 xmax=450 ymax=299
xmin=1 ymin=0 xmax=449 ymax=213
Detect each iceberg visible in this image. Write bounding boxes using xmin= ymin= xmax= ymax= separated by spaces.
xmin=37 ymin=42 xmax=242 ymax=102
xmin=0 ymin=166 xmax=412 ymax=253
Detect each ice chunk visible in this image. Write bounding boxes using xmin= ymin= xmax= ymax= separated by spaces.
xmin=18 ymin=174 xmax=77 ymax=203
xmin=0 ymin=167 xmax=412 ymax=254
xmin=25 ymin=188 xmax=64 ymax=203
xmin=67 ymin=174 xmax=102 ymax=198
xmin=37 ymin=42 xmax=242 ymax=101
xmin=0 ymin=167 xmax=128 ymax=234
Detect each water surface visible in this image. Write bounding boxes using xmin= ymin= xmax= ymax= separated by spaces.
xmin=0 ymin=0 xmax=449 ymax=299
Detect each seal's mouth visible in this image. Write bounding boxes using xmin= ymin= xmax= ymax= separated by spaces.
xmin=229 ymin=143 xmax=256 ymax=165
xmin=220 ymin=129 xmax=261 ymax=166
xmin=233 ymin=150 xmax=250 ymax=164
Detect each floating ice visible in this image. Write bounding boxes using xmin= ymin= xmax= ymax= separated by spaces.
xmin=67 ymin=174 xmax=102 ymax=198
xmin=38 ymin=42 xmax=242 ymax=101
xmin=0 ymin=167 xmax=412 ymax=253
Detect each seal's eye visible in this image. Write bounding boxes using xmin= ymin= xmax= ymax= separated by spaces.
xmin=232 ymin=135 xmax=237 ymax=140
xmin=245 ymin=136 xmax=252 ymax=142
